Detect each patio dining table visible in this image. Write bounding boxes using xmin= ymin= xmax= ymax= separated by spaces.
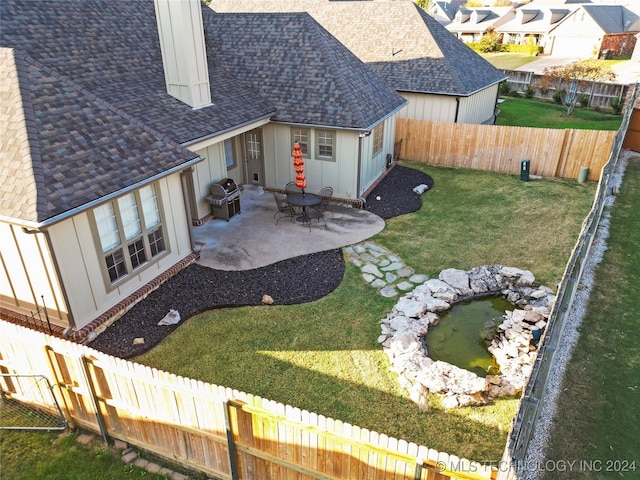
xmin=287 ymin=192 xmax=321 ymax=223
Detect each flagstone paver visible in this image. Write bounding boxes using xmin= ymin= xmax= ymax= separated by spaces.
xmin=344 ymin=242 xmax=426 ymax=298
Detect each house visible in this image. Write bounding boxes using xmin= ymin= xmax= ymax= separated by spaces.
xmin=547 ymin=3 xmax=640 ymax=58
xmin=426 ymin=0 xmax=467 ymax=26
xmin=0 ymin=0 xmax=406 ymax=338
xmin=495 ymin=0 xmax=581 ymax=53
xmin=212 ymin=0 xmax=507 ymax=125
xmin=446 ymin=6 xmax=515 ymax=43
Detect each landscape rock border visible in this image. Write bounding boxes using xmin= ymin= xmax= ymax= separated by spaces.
xmin=378 ymin=265 xmax=556 ymax=409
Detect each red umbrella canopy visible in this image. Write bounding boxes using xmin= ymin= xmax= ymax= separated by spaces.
xmin=292 ymin=142 xmax=307 ymax=191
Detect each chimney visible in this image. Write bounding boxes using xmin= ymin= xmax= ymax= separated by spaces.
xmin=154 ymin=0 xmax=211 ymax=109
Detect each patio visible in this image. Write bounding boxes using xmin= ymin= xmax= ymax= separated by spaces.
xmin=193 ymin=184 xmax=386 ymax=271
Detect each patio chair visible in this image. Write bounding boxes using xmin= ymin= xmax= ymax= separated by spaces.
xmin=273 ymin=193 xmax=295 ymax=224
xmin=317 ymin=186 xmax=333 ymax=216
xmin=285 ymin=181 xmax=301 ymax=196
xmin=302 ymin=207 xmax=326 ymax=231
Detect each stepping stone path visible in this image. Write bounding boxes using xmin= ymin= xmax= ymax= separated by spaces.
xmin=344 ymin=242 xmax=427 ymax=297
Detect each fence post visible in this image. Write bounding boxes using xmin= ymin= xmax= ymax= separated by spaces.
xmin=223 ymin=400 xmax=240 ymax=480
xmin=77 ymin=355 xmax=109 ymax=445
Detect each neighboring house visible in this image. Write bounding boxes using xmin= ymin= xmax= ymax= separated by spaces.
xmin=446 ymin=6 xmax=515 ymax=43
xmin=427 ymin=0 xmax=466 ymax=26
xmin=496 ymin=1 xmax=579 ymax=53
xmin=212 ymin=0 xmax=506 ymax=125
xmin=548 ymin=3 xmax=640 ymax=58
xmin=0 ymin=0 xmax=406 ymax=337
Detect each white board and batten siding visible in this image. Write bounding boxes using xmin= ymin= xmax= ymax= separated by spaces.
xmin=399 ymin=85 xmax=500 ymax=125
xmin=265 ymin=124 xmax=360 ymax=199
xmin=1 ymin=172 xmax=193 ymax=331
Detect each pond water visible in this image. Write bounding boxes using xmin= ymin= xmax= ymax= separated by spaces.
xmin=424 ymin=296 xmax=513 ymax=377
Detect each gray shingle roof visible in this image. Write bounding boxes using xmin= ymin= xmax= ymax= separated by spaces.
xmin=0 ymin=48 xmax=201 ymax=223
xmin=1 ymin=0 xmax=404 ymax=223
xmin=212 ymin=0 xmax=506 ymax=96
xmin=582 ymin=5 xmax=640 ymax=34
xmin=204 ymin=12 xmax=406 ymax=128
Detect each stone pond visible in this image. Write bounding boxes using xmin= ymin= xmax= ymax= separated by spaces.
xmin=378 ymin=265 xmax=555 ymax=409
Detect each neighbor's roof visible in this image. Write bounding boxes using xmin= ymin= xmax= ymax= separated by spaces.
xmin=446 ymin=7 xmax=515 ymax=35
xmin=0 ymin=0 xmax=404 ymax=223
xmin=581 ymin=5 xmax=640 ymax=34
xmin=212 ymin=0 xmax=506 ymax=96
xmin=497 ymin=7 xmax=572 ymax=34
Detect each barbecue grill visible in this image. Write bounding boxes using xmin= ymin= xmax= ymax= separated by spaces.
xmin=206 ymin=178 xmax=241 ymax=221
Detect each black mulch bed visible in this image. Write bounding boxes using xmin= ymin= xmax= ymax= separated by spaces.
xmin=88 ymin=165 xmax=434 ymax=359
xmin=364 ymin=165 xmax=434 ymax=219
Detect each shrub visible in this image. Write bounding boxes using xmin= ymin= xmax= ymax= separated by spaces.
xmin=610 ymin=97 xmax=625 ymax=115
xmin=499 ymin=81 xmax=511 ymax=96
xmin=501 ymin=44 xmax=544 ymax=55
xmin=523 ymin=84 xmax=536 ymax=98
xmin=579 ymin=93 xmax=590 ymax=108
xmin=477 ymin=28 xmax=502 ymax=53
xmin=552 ymin=88 xmax=566 ymax=104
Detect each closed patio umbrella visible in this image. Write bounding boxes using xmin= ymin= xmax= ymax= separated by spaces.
xmin=292 ymin=142 xmax=306 ymax=193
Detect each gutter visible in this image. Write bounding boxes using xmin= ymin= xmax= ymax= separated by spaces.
xmin=357 ymin=130 xmax=373 ymax=203
xmin=397 ymin=77 xmax=508 ymax=97
xmin=0 ymin=155 xmax=205 ymax=230
xmin=21 ymin=227 xmax=77 ymax=337
xmin=271 ymin=99 xmax=407 ymax=133
xmin=180 ymin=112 xmax=274 ymax=148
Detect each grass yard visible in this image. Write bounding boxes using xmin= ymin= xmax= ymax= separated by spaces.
xmin=482 ymin=52 xmax=540 ymax=70
xmin=497 ymin=97 xmax=623 ymax=130
xmin=0 ymin=429 xmax=200 ymax=480
xmin=541 ymin=158 xmax=640 ymax=480
xmin=136 ymin=162 xmax=596 ymax=462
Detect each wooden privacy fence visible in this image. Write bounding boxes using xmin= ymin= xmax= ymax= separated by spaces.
xmin=501 ymin=69 xmax=627 ymax=111
xmin=395 ymin=118 xmax=616 ymax=182
xmin=0 ymin=320 xmax=496 ymax=480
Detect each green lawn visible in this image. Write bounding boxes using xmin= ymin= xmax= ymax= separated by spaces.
xmin=482 ymin=52 xmax=540 ymax=70
xmin=136 ymin=163 xmax=596 ymax=462
xmin=0 ymin=429 xmax=203 ymax=480
xmin=497 ymin=97 xmax=623 ymax=130
xmin=542 ymin=158 xmax=640 ymax=480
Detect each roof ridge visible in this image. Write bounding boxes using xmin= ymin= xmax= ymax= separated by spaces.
xmin=1 ymin=48 xmax=47 ymax=221
xmin=306 ymin=14 xmax=370 ymax=128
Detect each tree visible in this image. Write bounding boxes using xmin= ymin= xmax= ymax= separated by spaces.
xmin=415 ymin=0 xmax=430 ymax=9
xmin=542 ymin=60 xmax=617 ymax=116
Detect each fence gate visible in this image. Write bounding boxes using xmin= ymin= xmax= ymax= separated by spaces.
xmin=623 ymin=108 xmax=640 ymax=152
xmin=0 ymin=374 xmax=67 ymax=430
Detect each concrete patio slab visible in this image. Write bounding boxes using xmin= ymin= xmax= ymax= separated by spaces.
xmin=193 ymin=184 xmax=385 ymax=271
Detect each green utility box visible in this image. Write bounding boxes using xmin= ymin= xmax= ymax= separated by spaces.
xmin=520 ymin=159 xmax=530 ymax=182
xmin=578 ymin=166 xmax=589 ymax=183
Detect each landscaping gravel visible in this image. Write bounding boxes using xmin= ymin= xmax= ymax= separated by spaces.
xmin=88 ymin=165 xmax=434 ymax=359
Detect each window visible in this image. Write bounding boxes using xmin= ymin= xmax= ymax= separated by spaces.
xmin=224 ymin=138 xmax=237 ymax=169
xmin=316 ymin=130 xmax=335 ymax=161
xmin=93 ymin=184 xmax=167 ymax=285
xmin=291 ymin=128 xmax=310 ymax=157
xmin=372 ymin=122 xmax=384 ymax=157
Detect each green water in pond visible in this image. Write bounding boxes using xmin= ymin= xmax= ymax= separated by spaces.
xmin=424 ymin=296 xmax=513 ymax=377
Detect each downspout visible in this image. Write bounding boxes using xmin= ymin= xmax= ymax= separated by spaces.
xmin=454 ymin=97 xmax=460 ymax=123
xmin=22 ymin=227 xmax=77 ymax=337
xmin=357 ymin=131 xmax=372 ymax=207
xmin=180 ymin=167 xmax=197 ymax=251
